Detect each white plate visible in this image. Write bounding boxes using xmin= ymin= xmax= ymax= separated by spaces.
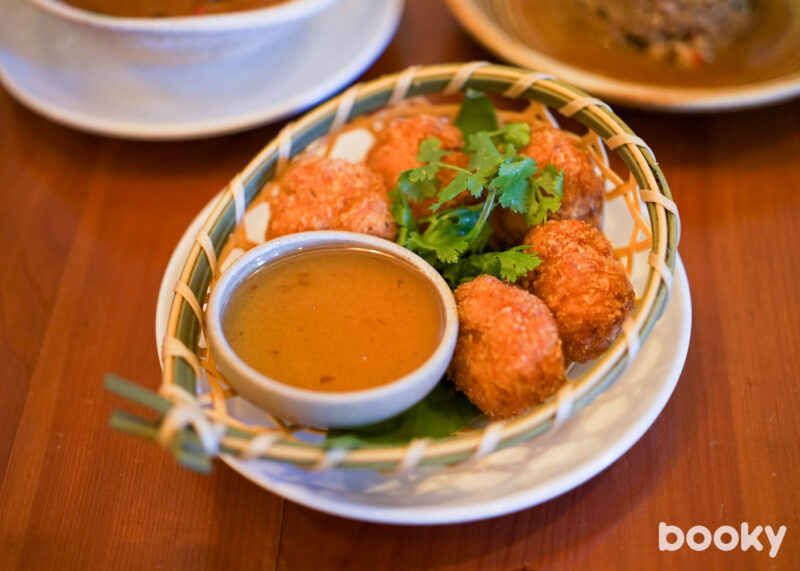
xmin=445 ymin=0 xmax=800 ymax=112
xmin=155 ymin=196 xmax=691 ymax=525
xmin=0 ymin=0 xmax=402 ymax=139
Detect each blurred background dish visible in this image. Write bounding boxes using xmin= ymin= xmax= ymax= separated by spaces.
xmin=445 ymin=0 xmax=800 ymax=111
xmin=27 ymin=0 xmax=340 ymax=65
xmin=0 ymin=0 xmax=403 ymax=139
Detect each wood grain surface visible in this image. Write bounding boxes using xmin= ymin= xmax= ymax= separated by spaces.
xmin=2 ymin=1 xmax=799 ymax=569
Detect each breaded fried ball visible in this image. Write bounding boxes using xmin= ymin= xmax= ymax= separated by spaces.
xmin=526 ymin=218 xmax=614 ymax=260
xmin=449 ymin=275 xmax=565 ymax=420
xmin=490 ymin=126 xmax=606 ymax=248
xmin=367 ymin=114 xmax=464 ymax=188
xmin=521 ymin=220 xmax=634 ymax=363
xmin=267 ymin=157 xmax=396 ymax=240
xmin=521 ymin=126 xmax=604 ymax=228
xmin=366 ymin=114 xmax=472 ymax=218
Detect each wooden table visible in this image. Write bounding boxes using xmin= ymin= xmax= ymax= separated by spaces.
xmin=2 ymin=1 xmax=799 ymax=569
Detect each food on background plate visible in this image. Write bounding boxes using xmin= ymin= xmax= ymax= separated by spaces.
xmin=572 ymin=0 xmax=754 ymax=67
xmin=62 ymin=0 xmax=289 ymax=17
xmin=464 ymin=0 xmax=797 ymax=93
xmin=216 ymin=91 xmax=635 ymax=439
xmin=521 ymin=220 xmax=635 ymax=363
xmin=449 ymin=275 xmax=565 ymax=420
xmin=221 ymin=246 xmax=444 ymax=392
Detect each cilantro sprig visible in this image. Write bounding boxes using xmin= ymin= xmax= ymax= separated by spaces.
xmin=389 ymin=92 xmax=563 ymax=286
xmin=442 ymin=246 xmax=541 ymax=288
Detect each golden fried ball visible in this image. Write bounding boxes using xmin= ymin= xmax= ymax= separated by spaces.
xmin=449 ymin=275 xmax=565 ymax=420
xmin=521 ymin=220 xmax=634 ymax=363
xmin=366 ymin=114 xmax=472 ymax=219
xmin=525 ymin=218 xmax=614 ymax=260
xmin=267 ymin=157 xmax=396 ymax=240
xmin=521 ymin=126 xmax=605 ymax=228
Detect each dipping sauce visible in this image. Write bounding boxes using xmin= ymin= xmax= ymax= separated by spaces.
xmin=63 ymin=0 xmax=288 ymax=18
xmin=221 ymin=247 xmax=443 ymax=392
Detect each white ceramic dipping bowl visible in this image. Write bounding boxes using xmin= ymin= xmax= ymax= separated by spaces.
xmin=205 ymin=231 xmax=459 ymax=428
xmin=27 ymin=0 xmax=339 ymax=65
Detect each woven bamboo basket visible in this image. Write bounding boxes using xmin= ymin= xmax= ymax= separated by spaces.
xmin=116 ymin=62 xmax=679 ymax=473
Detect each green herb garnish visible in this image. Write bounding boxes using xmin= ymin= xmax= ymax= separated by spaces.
xmin=455 ymin=89 xmax=499 ymax=139
xmin=527 ymin=163 xmax=564 ymax=226
xmin=390 ymin=92 xmax=560 ymax=286
xmin=442 ymin=245 xmax=542 ymax=288
xmin=325 ymin=381 xmax=480 ymax=447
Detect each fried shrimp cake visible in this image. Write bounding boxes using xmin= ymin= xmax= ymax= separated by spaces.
xmin=267 ymin=157 xmax=396 ymax=240
xmin=490 ymin=126 xmax=605 ymax=248
xmin=449 ymin=275 xmax=565 ymax=420
xmin=522 ymin=220 xmax=634 ymax=363
xmin=525 ymin=218 xmax=614 ymax=261
xmin=366 ymin=114 xmax=472 ymax=218
xmin=522 ymin=127 xmax=604 ymax=227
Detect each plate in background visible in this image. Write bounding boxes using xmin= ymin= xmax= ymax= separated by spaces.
xmin=445 ymin=0 xmax=800 ymax=112
xmin=0 ymin=0 xmax=403 ymax=139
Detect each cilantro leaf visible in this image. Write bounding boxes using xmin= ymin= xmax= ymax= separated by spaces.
xmin=407 ymin=205 xmax=484 ymax=264
xmin=492 ymin=156 xmax=537 ymax=214
xmin=407 ymin=231 xmax=468 ymax=265
xmin=415 ymin=137 xmax=450 ymax=173
xmin=442 ymin=246 xmax=541 ymax=287
xmin=396 ymin=169 xmax=438 ymax=202
xmin=466 ymin=171 xmax=488 ymax=198
xmin=496 ymin=122 xmax=531 ymax=149
xmin=389 ymin=188 xmax=418 ymax=248
xmin=402 ymin=137 xmax=451 ymax=189
xmin=325 ymin=381 xmax=480 ymax=447
xmin=467 ymin=132 xmax=502 ymax=172
xmin=432 ymin=132 xmax=505 ymax=209
xmin=432 ymin=170 xmax=470 ymax=210
xmin=477 ymin=246 xmax=541 ymax=282
xmin=455 ymin=90 xmax=499 ymax=141
xmin=526 ymin=164 xmax=564 ymax=226
xmin=459 ymin=132 xmax=505 ymax=200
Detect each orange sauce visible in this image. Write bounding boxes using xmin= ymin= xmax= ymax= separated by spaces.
xmin=221 ymin=247 xmax=443 ymax=392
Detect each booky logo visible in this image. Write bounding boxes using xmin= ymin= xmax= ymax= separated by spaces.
xmin=659 ymin=522 xmax=787 ymax=558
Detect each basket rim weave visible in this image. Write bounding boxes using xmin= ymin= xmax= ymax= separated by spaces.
xmin=160 ymin=62 xmax=680 ymax=471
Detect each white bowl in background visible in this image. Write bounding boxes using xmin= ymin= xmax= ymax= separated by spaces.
xmin=26 ymin=0 xmax=340 ymax=65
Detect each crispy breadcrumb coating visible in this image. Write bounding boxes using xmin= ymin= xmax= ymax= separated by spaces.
xmin=525 ymin=218 xmax=613 ymax=260
xmin=449 ymin=275 xmax=565 ymax=420
xmin=267 ymin=157 xmax=396 ymax=240
xmin=522 ymin=220 xmax=634 ymax=363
